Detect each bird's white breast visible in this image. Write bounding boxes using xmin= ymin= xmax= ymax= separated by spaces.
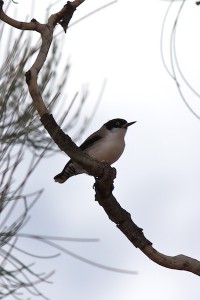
xmin=85 ymin=128 xmax=126 ymax=165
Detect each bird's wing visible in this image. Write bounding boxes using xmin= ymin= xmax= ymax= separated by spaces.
xmin=79 ymin=132 xmax=102 ymax=151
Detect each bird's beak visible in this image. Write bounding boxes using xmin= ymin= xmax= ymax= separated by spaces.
xmin=123 ymin=121 xmax=137 ymax=128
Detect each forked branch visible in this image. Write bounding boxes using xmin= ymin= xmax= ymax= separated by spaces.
xmin=1 ymin=0 xmax=200 ymax=277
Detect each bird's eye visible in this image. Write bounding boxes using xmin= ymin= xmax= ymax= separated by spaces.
xmin=116 ymin=122 xmax=120 ymax=126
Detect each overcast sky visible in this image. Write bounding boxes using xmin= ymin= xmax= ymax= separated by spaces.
xmin=3 ymin=0 xmax=200 ymax=299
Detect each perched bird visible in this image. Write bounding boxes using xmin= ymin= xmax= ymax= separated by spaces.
xmin=54 ymin=118 xmax=136 ymax=183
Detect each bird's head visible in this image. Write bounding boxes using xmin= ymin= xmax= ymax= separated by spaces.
xmin=105 ymin=118 xmax=136 ymax=131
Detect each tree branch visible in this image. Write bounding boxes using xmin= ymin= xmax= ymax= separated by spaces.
xmin=1 ymin=0 xmax=200 ymax=277
xmin=0 ymin=1 xmax=42 ymax=31
xmin=94 ymin=175 xmax=200 ymax=276
xmin=143 ymin=247 xmax=200 ymax=276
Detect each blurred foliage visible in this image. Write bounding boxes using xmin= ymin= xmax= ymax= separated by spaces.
xmin=0 ymin=31 xmax=89 ymax=156
xmin=0 ymin=1 xmax=114 ymax=298
xmin=0 ymin=2 xmax=107 ymax=297
xmin=0 ymin=6 xmax=90 ymax=298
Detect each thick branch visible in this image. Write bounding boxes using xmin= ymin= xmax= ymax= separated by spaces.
xmin=0 ymin=1 xmax=43 ymax=31
xmin=48 ymin=1 xmax=77 ymax=32
xmin=94 ymin=175 xmax=200 ymax=276
xmin=143 ymin=247 xmax=200 ymax=276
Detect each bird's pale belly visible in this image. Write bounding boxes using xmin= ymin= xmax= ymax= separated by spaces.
xmin=86 ymin=140 xmax=125 ymax=165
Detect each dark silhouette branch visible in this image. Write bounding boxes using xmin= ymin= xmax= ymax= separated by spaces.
xmin=94 ymin=175 xmax=200 ymax=276
xmin=1 ymin=0 xmax=200 ymax=277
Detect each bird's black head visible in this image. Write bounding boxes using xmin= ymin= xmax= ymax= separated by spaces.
xmin=105 ymin=118 xmax=136 ymax=130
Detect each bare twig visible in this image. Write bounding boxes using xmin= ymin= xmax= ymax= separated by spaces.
xmin=161 ymin=0 xmax=200 ymax=119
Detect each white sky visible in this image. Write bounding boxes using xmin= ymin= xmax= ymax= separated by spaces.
xmin=3 ymin=0 xmax=200 ymax=299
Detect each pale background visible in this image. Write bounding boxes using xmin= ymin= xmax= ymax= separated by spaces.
xmin=3 ymin=0 xmax=200 ymax=299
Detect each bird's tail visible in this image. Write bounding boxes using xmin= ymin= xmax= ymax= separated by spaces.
xmin=54 ymin=161 xmax=77 ymax=183
xmin=54 ymin=172 xmax=72 ymax=183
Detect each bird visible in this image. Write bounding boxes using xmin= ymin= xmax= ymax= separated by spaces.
xmin=54 ymin=118 xmax=136 ymax=183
